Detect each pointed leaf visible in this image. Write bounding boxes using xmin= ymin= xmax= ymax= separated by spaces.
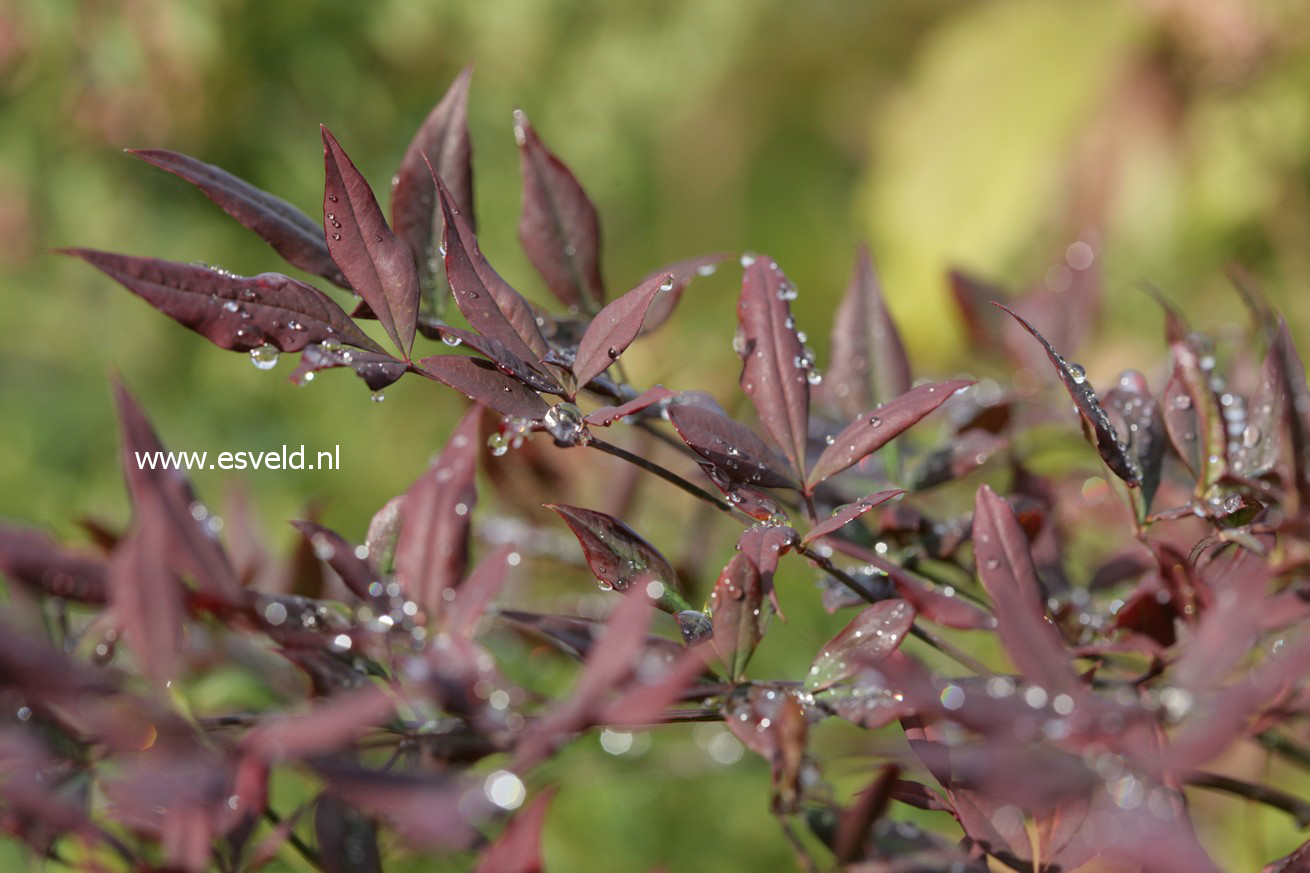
xmin=392 ymin=65 xmax=474 ymax=304
xmin=394 ymin=406 xmax=480 ymax=614
xmin=737 ymin=255 xmax=810 ymax=480
xmin=321 ymin=126 xmax=420 ymax=356
xmin=246 ymin=685 xmax=396 ymax=762
xmin=1272 ymin=320 xmax=1310 ymax=502
xmin=948 ymin=269 xmax=1008 ymax=352
xmin=973 ymin=485 xmax=1078 ymax=695
xmin=801 ymin=490 xmax=903 ymax=545
xmin=289 ymin=521 xmax=374 ymax=602
xmin=109 ymin=524 xmax=183 ymax=684
xmin=572 ymin=273 xmax=670 ymax=389
xmin=0 ymin=525 xmax=106 ymax=603
xmin=474 ymin=788 xmax=555 ymax=873
xmin=828 ymin=246 xmax=912 ymax=417
xmin=666 ymin=404 xmax=795 ymax=489
xmin=434 ymin=326 xmax=561 ymax=394
xmin=514 ymin=110 xmax=604 ymax=309
xmin=697 ymin=461 xmax=789 ymax=521
xmin=583 ymin=386 xmax=675 ymax=427
xmin=808 ymin=380 xmax=973 ymax=488
xmin=64 ymin=249 xmax=384 ymax=354
xmin=1161 ymin=330 xmax=1227 ymax=494
xmin=1102 ymin=370 xmax=1166 ymax=513
xmin=736 ymin=523 xmax=798 ymax=615
xmin=638 ymin=254 xmax=728 ymax=335
xmin=314 ymin=793 xmax=382 ymax=873
xmin=290 ymin=344 xmax=407 ymax=392
xmin=709 ymin=553 xmax=765 ymax=681
xmin=1230 ymin=337 xmax=1287 ymax=480
xmin=418 ymin=355 xmax=549 ymax=420
xmin=545 ymin=504 xmax=686 ymax=612
xmin=444 ymin=544 xmax=515 ymax=638
xmin=129 ymin=149 xmax=347 ymax=287
xmin=806 ymin=599 xmax=914 ymax=691
xmin=437 ymin=177 xmax=550 ymax=361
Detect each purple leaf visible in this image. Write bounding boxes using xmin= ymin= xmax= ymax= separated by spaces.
xmin=128 ymin=149 xmax=347 ymax=287
xmin=418 ymin=355 xmax=549 ymax=420
xmin=63 ymin=249 xmax=384 ymax=355
xmin=906 ymin=430 xmax=1007 ymax=490
xmin=638 ymin=254 xmax=728 ymax=335
xmin=514 ymin=110 xmax=604 ymax=309
xmin=571 ymin=272 xmax=671 ymax=390
xmin=289 ymin=521 xmax=374 ymax=602
xmin=599 ymin=645 xmax=709 ymax=724
xmin=948 ymin=269 xmax=1008 ymax=352
xmin=801 ymin=490 xmax=903 ymax=545
xmin=290 ymin=344 xmax=408 ymax=392
xmin=391 ymin=65 xmax=474 ymax=296
xmin=666 ymin=404 xmax=796 ymax=489
xmin=114 ymin=382 xmax=242 ymax=605
xmin=736 ymin=523 xmax=798 ymax=615
xmin=807 ymin=380 xmax=974 ymax=488
xmin=444 ymin=545 xmax=515 ymax=639
xmin=109 ymin=524 xmax=183 ymax=684
xmin=434 ymin=326 xmax=562 ymax=394
xmin=827 ymin=246 xmax=912 ymax=418
xmin=1230 ymin=335 xmax=1287 ymax=480
xmin=583 ymin=385 xmax=675 ymax=427
xmin=805 ymin=599 xmax=914 ymax=691
xmin=996 ymin=304 xmax=1142 ymax=487
xmin=0 ymin=525 xmax=106 ymax=603
xmin=1158 ymin=319 xmax=1227 ymax=494
xmin=474 ymin=788 xmax=555 ymax=873
xmin=737 ymin=255 xmax=810 ymax=481
xmin=394 ymin=406 xmax=480 ymax=615
xmin=545 ymin=504 xmax=686 ymax=612
xmin=697 ymin=462 xmax=789 ymax=522
xmin=829 ymin=538 xmax=993 ymax=630
xmin=973 ymin=485 xmax=1079 ymax=695
xmin=1102 ymin=370 xmax=1166 ymax=512
xmin=499 ymin=610 xmax=684 ymax=664
xmin=709 ymin=553 xmax=765 ymax=681
xmin=244 ymin=685 xmax=396 ymax=762
xmin=314 ymin=793 xmax=381 ymax=873
xmin=437 ymin=177 xmax=550 ymax=362
xmin=321 ymin=126 xmax=420 ymax=357
xmin=1272 ymin=320 xmax=1310 ymax=502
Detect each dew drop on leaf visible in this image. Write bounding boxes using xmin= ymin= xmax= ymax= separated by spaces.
xmin=250 ymin=344 xmax=279 ymax=370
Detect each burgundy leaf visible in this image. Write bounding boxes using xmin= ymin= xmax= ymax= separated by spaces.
xmin=109 ymin=524 xmax=183 ymax=684
xmin=833 ymin=765 xmax=899 ymax=865
xmin=474 ymin=788 xmax=555 ymax=873
xmin=806 ymin=599 xmax=915 ymax=692
xmin=638 ymin=254 xmax=728 ymax=335
xmin=709 ymin=553 xmax=765 ymax=681
xmin=827 ymin=246 xmax=912 ymax=418
xmin=807 ymin=380 xmax=974 ymax=488
xmin=1231 ymin=336 xmax=1287 ymax=480
xmin=418 ymin=355 xmax=549 ymax=420
xmin=314 ymin=793 xmax=381 ymax=873
xmin=434 ymin=326 xmax=561 ymax=394
xmin=906 ymin=430 xmax=1007 ymax=490
xmin=0 ymin=525 xmax=106 ymax=603
xmin=1102 ymin=370 xmax=1166 ymax=513
xmin=973 ymin=485 xmax=1079 ymax=696
xmin=128 ymin=149 xmax=347 ymax=287
xmin=996 ymin=304 xmax=1142 ymax=487
xmin=726 ymin=687 xmax=808 ymax=812
xmin=666 ymin=404 xmax=796 ymax=489
xmin=599 ymin=644 xmax=710 ymax=724
xmin=114 ymin=382 xmax=242 ymax=605
xmin=1272 ymin=320 xmax=1310 ymax=501
xmin=1159 ymin=324 xmax=1227 ymax=494
xmin=288 ymin=521 xmax=374 ymax=602
xmin=290 ymin=344 xmax=408 ymax=392
xmin=1034 ymin=795 xmax=1094 ymax=873
xmin=1266 ymin=839 xmax=1310 ymax=873
xmin=736 ymin=523 xmax=798 ymax=615
xmin=801 ymin=490 xmax=903 ymax=545
xmin=244 ymin=685 xmax=396 ymax=762
xmin=571 ymin=272 xmax=671 ymax=390
xmin=737 ymin=255 xmax=810 ymax=481
xmin=321 ymin=126 xmax=420 ymax=357
xmin=444 ymin=544 xmax=514 ymax=638
xmin=314 ymin=765 xmax=480 ymax=850
xmin=64 ymin=249 xmax=384 ymax=355
xmin=948 ymin=269 xmax=1009 ymax=352
xmin=545 ymin=504 xmax=687 ymax=613
xmin=514 ymin=110 xmax=604 ymax=309
xmin=392 ymin=65 xmax=474 ymax=299
xmin=436 ymin=177 xmax=550 ymax=361
xmin=697 ymin=461 xmax=789 ymax=522
xmin=827 ymin=538 xmax=993 ymax=630
xmin=499 ymin=610 xmax=684 ymax=664
xmin=394 ymin=405 xmax=480 ymax=614
xmin=583 ymin=385 xmax=675 ymax=427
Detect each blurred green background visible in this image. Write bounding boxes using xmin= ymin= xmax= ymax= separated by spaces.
xmin=3 ymin=0 xmax=1310 ymax=869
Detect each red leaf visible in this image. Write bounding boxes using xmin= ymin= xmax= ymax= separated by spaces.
xmin=434 ymin=326 xmax=561 ymax=394
xmin=827 ymin=246 xmax=911 ymax=418
xmin=828 ymin=538 xmax=993 ymax=630
xmin=289 ymin=520 xmax=374 ymax=602
xmin=321 ymin=126 xmax=420 ymax=357
xmin=514 ymin=110 xmax=604 ymax=309
xmin=572 ymin=272 xmax=671 ymax=390
xmin=709 ymin=553 xmax=765 ymax=681
xmin=1102 ymin=370 xmax=1166 ymax=512
xmin=973 ymin=485 xmax=1078 ymax=695
xmin=996 ymin=303 xmax=1142 ymax=487
xmin=129 ymin=149 xmax=347 ymax=288
xmin=737 ymin=255 xmax=810 ymax=481
xmin=394 ymin=406 xmax=481 ymax=614
xmin=736 ymin=523 xmax=798 ymax=615
xmin=583 ymin=385 xmax=675 ymax=427
xmin=437 ymin=177 xmax=550 ymax=362
xmin=0 ymin=525 xmax=107 ymax=603
xmin=805 ymin=599 xmax=915 ymax=691
xmin=666 ymin=404 xmax=796 ymax=489
xmin=444 ymin=545 xmax=515 ymax=638
xmin=244 ymin=685 xmax=396 ymax=762
xmin=392 ymin=65 xmax=474 ymax=293
xmin=63 ymin=249 xmax=384 ymax=355
xmin=418 ymin=355 xmax=549 ymax=420
xmin=599 ymin=644 xmax=711 ymax=725
xmin=638 ymin=254 xmax=728 ymax=335
xmin=314 ymin=793 xmax=381 ymax=873
xmin=474 ymin=788 xmax=555 ymax=873
xmin=109 ymin=524 xmax=183 ymax=684
xmin=808 ymin=380 xmax=973 ymax=488
xmin=801 ymin=490 xmax=903 ymax=545
xmin=545 ymin=504 xmax=686 ymax=612
xmin=1231 ymin=333 xmax=1288 ymax=480
xmin=290 ymin=344 xmax=408 ymax=392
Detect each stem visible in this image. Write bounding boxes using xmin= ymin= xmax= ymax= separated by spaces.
xmin=1256 ymin=731 xmax=1310 ymax=770
xmin=589 ymin=437 xmax=751 ymax=523
xmin=774 ymin=812 xmax=820 ymax=873
xmin=1186 ymin=771 xmax=1310 ymax=827
xmin=264 ymin=806 xmax=320 ymax=870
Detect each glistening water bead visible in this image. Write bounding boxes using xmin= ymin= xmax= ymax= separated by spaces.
xmin=250 ymin=344 xmax=279 ymax=370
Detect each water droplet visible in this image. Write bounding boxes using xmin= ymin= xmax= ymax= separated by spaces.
xmin=371 ymin=390 xmax=386 ymax=403
xmin=328 ymin=194 xmax=339 ymax=203
xmin=331 ymin=232 xmax=341 ymax=241
xmin=1066 ymin=362 xmax=1086 ymax=384
xmin=1172 ymin=394 xmax=1192 ymax=411
xmin=607 ymin=346 xmax=620 ymax=359
xmin=868 ymin=416 xmax=882 ymax=428
xmin=250 ymin=344 xmax=279 ymax=370
xmin=222 ymin=300 xmax=239 ymax=313
xmin=442 ymin=333 xmax=462 ymax=347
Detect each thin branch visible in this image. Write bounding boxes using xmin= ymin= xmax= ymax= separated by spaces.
xmin=588 ymin=437 xmax=752 ymax=523
xmin=1256 ymin=731 xmax=1310 ymax=771
xmin=1187 ymin=771 xmax=1310 ymax=827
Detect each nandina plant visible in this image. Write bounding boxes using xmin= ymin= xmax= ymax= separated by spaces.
xmin=4 ymin=66 xmax=1310 ymax=872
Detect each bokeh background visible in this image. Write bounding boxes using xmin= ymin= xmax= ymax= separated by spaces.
xmin=3 ymin=0 xmax=1310 ymax=869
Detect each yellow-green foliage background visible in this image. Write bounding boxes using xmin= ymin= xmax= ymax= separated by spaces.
xmin=2 ymin=1 xmax=1310 ymax=870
